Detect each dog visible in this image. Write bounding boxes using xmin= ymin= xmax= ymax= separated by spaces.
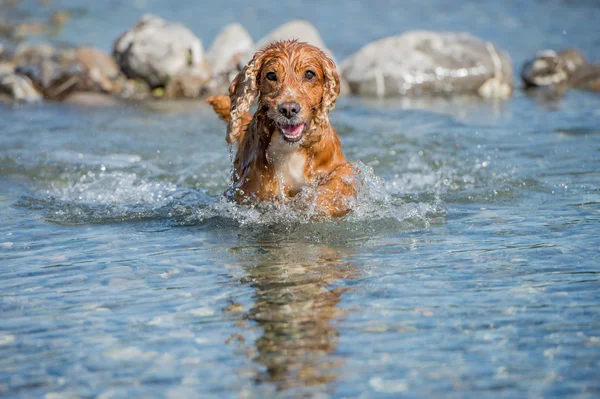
xmin=206 ymin=40 xmax=356 ymax=217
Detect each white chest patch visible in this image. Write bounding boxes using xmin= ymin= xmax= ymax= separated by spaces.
xmin=267 ymin=134 xmax=307 ymax=195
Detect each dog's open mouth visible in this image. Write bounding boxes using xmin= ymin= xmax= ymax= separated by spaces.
xmin=279 ymin=123 xmax=306 ymax=142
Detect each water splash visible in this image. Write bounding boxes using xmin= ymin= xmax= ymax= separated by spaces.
xmin=49 ymin=171 xmax=177 ymax=206
xmin=188 ymin=161 xmax=444 ymax=228
xmin=16 ymin=161 xmax=444 ymax=229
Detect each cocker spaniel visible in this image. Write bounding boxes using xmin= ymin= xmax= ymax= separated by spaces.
xmin=206 ymin=40 xmax=356 ymax=217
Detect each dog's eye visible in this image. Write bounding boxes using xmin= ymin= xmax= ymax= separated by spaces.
xmin=305 ymin=70 xmax=316 ymax=80
xmin=266 ymin=72 xmax=277 ymax=82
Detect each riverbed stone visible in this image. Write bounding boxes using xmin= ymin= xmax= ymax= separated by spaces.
xmin=13 ymin=42 xmax=57 ymax=65
xmin=521 ymin=49 xmax=599 ymax=93
xmin=341 ymin=31 xmax=514 ymax=99
xmin=13 ymin=43 xmax=135 ymax=100
xmin=113 ymin=14 xmax=204 ymax=88
xmin=164 ymin=63 xmax=212 ymax=99
xmin=0 ymin=71 xmax=42 ymax=102
xmin=0 ymin=61 xmax=13 ymax=74
xmin=74 ymin=47 xmax=121 ymax=93
xmin=570 ymin=64 xmax=600 ymax=92
xmin=76 ymin=47 xmax=120 ymax=79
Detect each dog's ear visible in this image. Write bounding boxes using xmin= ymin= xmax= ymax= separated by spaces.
xmin=312 ymin=53 xmax=340 ymax=131
xmin=227 ymin=51 xmax=265 ymax=145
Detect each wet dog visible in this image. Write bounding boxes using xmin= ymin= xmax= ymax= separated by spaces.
xmin=206 ymin=40 xmax=356 ymax=217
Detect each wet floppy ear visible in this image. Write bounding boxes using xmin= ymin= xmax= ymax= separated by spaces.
xmin=323 ymin=56 xmax=341 ymax=110
xmin=312 ymin=54 xmax=340 ymax=130
xmin=227 ymin=51 xmax=265 ymax=144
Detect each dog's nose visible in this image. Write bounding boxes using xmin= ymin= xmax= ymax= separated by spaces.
xmin=278 ymin=102 xmax=301 ymax=119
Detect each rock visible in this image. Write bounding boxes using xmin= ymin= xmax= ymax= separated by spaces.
xmin=13 ymin=42 xmax=57 ymax=65
xmin=76 ymin=47 xmax=119 ymax=79
xmin=570 ymin=64 xmax=600 ymax=92
xmin=341 ymin=31 xmax=514 ymax=99
xmin=521 ymin=49 xmax=599 ymax=93
xmin=0 ymin=61 xmax=13 ymax=74
xmin=164 ymin=64 xmax=211 ymax=99
xmin=113 ymin=78 xmax=151 ymax=101
xmin=13 ymin=43 xmax=127 ymax=100
xmin=74 ymin=47 xmax=121 ymax=93
xmin=521 ymin=49 xmax=584 ymax=88
xmin=14 ymin=52 xmax=91 ymax=101
xmin=113 ymin=14 xmax=204 ymax=88
xmin=0 ymin=71 xmax=42 ymax=102
xmin=206 ymin=23 xmax=253 ymax=77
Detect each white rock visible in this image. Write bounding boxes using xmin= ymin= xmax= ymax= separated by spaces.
xmin=341 ymin=31 xmax=513 ymax=99
xmin=113 ymin=14 xmax=204 ymax=87
xmin=206 ymin=23 xmax=253 ymax=76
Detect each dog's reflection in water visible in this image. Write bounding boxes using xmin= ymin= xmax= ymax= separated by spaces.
xmin=227 ymin=241 xmax=359 ymax=391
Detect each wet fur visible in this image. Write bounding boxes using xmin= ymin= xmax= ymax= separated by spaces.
xmin=206 ymin=41 xmax=355 ymax=217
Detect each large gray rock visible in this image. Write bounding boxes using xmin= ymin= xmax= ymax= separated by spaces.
xmin=206 ymin=23 xmax=253 ymax=77
xmin=341 ymin=31 xmax=514 ymax=99
xmin=113 ymin=15 xmax=204 ymax=88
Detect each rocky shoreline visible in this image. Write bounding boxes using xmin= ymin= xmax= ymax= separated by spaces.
xmin=0 ymin=10 xmax=598 ymax=106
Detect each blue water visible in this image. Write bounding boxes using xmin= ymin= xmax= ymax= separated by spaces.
xmin=1 ymin=1 xmax=600 ymax=398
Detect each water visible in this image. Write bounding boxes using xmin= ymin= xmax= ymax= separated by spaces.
xmin=2 ymin=1 xmax=600 ymax=398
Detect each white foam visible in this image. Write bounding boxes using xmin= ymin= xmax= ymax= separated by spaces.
xmin=189 ymin=161 xmax=444 ymax=227
xmin=50 ymin=171 xmax=176 ymax=206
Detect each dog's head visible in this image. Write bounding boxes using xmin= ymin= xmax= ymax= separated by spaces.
xmin=227 ymin=40 xmax=340 ymax=145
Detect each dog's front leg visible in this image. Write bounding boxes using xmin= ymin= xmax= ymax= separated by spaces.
xmin=313 ymin=163 xmax=357 ymax=217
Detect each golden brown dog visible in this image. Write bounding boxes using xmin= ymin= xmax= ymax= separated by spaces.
xmin=206 ymin=40 xmax=356 ymax=217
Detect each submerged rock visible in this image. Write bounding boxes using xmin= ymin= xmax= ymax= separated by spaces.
xmin=341 ymin=31 xmax=513 ymax=99
xmin=113 ymin=14 xmax=204 ymax=88
xmin=521 ymin=49 xmax=600 ymax=94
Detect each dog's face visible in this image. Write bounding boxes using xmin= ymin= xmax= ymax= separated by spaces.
xmin=228 ymin=41 xmax=340 ymax=145
xmin=258 ymin=45 xmax=328 ymax=143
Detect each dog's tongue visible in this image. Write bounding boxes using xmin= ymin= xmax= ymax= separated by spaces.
xmin=280 ymin=123 xmax=304 ymax=138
